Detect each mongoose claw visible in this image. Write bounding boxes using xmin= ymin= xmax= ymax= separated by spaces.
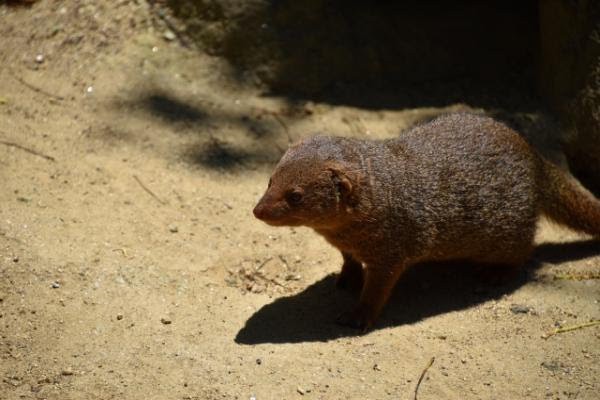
xmin=336 ymin=308 xmax=373 ymax=333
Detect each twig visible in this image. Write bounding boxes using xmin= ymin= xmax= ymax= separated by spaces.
xmin=10 ymin=71 xmax=65 ymax=101
xmin=0 ymin=139 xmax=56 ymax=161
xmin=413 ymin=356 xmax=435 ymax=400
xmin=255 ymin=257 xmax=274 ymax=271
xmin=553 ymin=271 xmax=600 ymax=281
xmin=271 ymin=113 xmax=293 ymax=145
xmin=256 ymin=271 xmax=287 ymax=288
xmin=542 ymin=320 xmax=600 ymax=339
xmin=112 ymin=248 xmax=129 ymax=257
xmin=154 ymin=7 xmax=191 ymax=48
xmin=133 ymin=175 xmax=167 ymax=205
xmin=253 ymin=107 xmax=294 ymax=145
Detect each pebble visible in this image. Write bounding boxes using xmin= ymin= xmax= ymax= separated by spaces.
xmin=116 ymin=314 xmax=123 ymax=321
xmin=51 ymin=282 xmax=60 ymax=289
xmin=169 ymin=225 xmax=179 ymax=233
xmin=12 ymin=256 xmax=18 ymax=263
xmin=296 ymin=386 xmax=305 ymax=395
xmin=160 ymin=318 xmax=172 ymax=325
xmin=61 ymin=369 xmax=74 ymax=376
xmin=510 ymin=304 xmax=531 ymax=314
xmin=163 ymin=30 xmax=176 ymax=41
xmin=256 ymin=358 xmax=262 ymax=365
xmin=35 ymin=54 xmax=44 ymax=64
xmin=541 ymin=360 xmax=561 ymax=372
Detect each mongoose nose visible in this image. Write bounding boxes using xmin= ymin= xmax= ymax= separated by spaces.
xmin=253 ymin=204 xmax=265 ymax=220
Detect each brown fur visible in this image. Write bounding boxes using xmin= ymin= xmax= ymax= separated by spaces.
xmin=253 ymin=113 xmax=600 ymax=330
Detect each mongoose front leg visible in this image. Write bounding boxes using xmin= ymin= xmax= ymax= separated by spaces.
xmin=336 ymin=262 xmax=406 ymax=331
xmin=336 ymin=252 xmax=364 ymax=291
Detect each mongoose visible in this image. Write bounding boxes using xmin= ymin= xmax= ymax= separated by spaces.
xmin=253 ymin=113 xmax=600 ymax=330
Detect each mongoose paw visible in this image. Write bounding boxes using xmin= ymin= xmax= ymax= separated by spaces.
xmin=336 ymin=308 xmax=373 ymax=332
xmin=335 ymin=272 xmax=363 ymax=292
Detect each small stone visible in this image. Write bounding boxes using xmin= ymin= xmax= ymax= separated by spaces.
xmin=256 ymin=358 xmax=262 ymax=365
xmin=163 ymin=30 xmax=176 ymax=41
xmin=541 ymin=360 xmax=561 ymax=372
xmin=116 ymin=314 xmax=123 ymax=321
xmin=250 ymin=283 xmax=264 ymax=293
xmin=35 ymin=54 xmax=44 ymax=63
xmin=297 ymin=386 xmax=305 ymax=395
xmin=373 ymin=363 xmax=381 ymax=371
xmin=510 ymin=304 xmax=531 ymax=314
xmin=169 ymin=225 xmax=178 ymax=233
xmin=61 ymin=369 xmax=74 ymax=376
xmin=12 ymin=256 xmax=19 ymax=263
xmin=51 ymin=282 xmax=60 ymax=289
xmin=461 ymin=359 xmax=467 ymax=364
xmin=86 ymin=86 xmax=93 ymax=94
xmin=160 ymin=318 xmax=172 ymax=325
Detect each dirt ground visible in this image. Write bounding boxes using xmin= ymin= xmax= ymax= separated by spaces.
xmin=1 ymin=2 xmax=599 ymax=399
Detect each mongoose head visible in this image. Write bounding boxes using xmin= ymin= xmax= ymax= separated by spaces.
xmin=253 ymin=137 xmax=359 ymax=229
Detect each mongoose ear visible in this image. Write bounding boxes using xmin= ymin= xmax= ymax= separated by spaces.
xmin=328 ymin=167 xmax=353 ymax=196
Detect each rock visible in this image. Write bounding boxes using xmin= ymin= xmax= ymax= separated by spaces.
xmin=160 ymin=318 xmax=172 ymax=325
xmin=163 ymin=30 xmax=176 ymax=41
xmin=51 ymin=282 xmax=60 ymax=289
xmin=168 ymin=224 xmax=179 ymax=233
xmin=116 ymin=314 xmax=123 ymax=321
xmin=61 ymin=369 xmax=74 ymax=376
xmin=510 ymin=304 xmax=531 ymax=314
xmin=35 ymin=54 xmax=44 ymax=63
xmin=541 ymin=360 xmax=561 ymax=372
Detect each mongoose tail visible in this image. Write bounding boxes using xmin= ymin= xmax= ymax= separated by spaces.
xmin=539 ymin=159 xmax=600 ymax=237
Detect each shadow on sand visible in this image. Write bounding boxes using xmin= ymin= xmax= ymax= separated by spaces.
xmin=235 ymin=239 xmax=600 ymax=344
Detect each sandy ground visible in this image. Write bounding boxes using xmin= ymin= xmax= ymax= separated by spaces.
xmin=1 ymin=2 xmax=599 ymax=399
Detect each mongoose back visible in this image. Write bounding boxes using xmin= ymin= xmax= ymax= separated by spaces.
xmin=253 ymin=113 xmax=600 ymax=330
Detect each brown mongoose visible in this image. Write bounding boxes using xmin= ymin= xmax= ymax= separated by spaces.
xmin=253 ymin=113 xmax=600 ymax=330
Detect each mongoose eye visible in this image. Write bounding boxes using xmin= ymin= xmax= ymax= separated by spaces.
xmin=286 ymin=190 xmax=303 ymax=206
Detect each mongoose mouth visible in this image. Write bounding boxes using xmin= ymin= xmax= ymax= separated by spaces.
xmin=253 ymin=204 xmax=303 ymax=226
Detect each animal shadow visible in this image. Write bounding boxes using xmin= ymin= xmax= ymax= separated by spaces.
xmin=235 ymin=239 xmax=600 ymax=344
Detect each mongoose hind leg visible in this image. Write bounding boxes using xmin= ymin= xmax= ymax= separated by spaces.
xmin=473 ymin=245 xmax=533 ymax=286
xmin=337 ymin=262 xmax=406 ymax=332
xmin=336 ymin=252 xmax=364 ymax=291
xmin=473 ymin=262 xmax=523 ymax=286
